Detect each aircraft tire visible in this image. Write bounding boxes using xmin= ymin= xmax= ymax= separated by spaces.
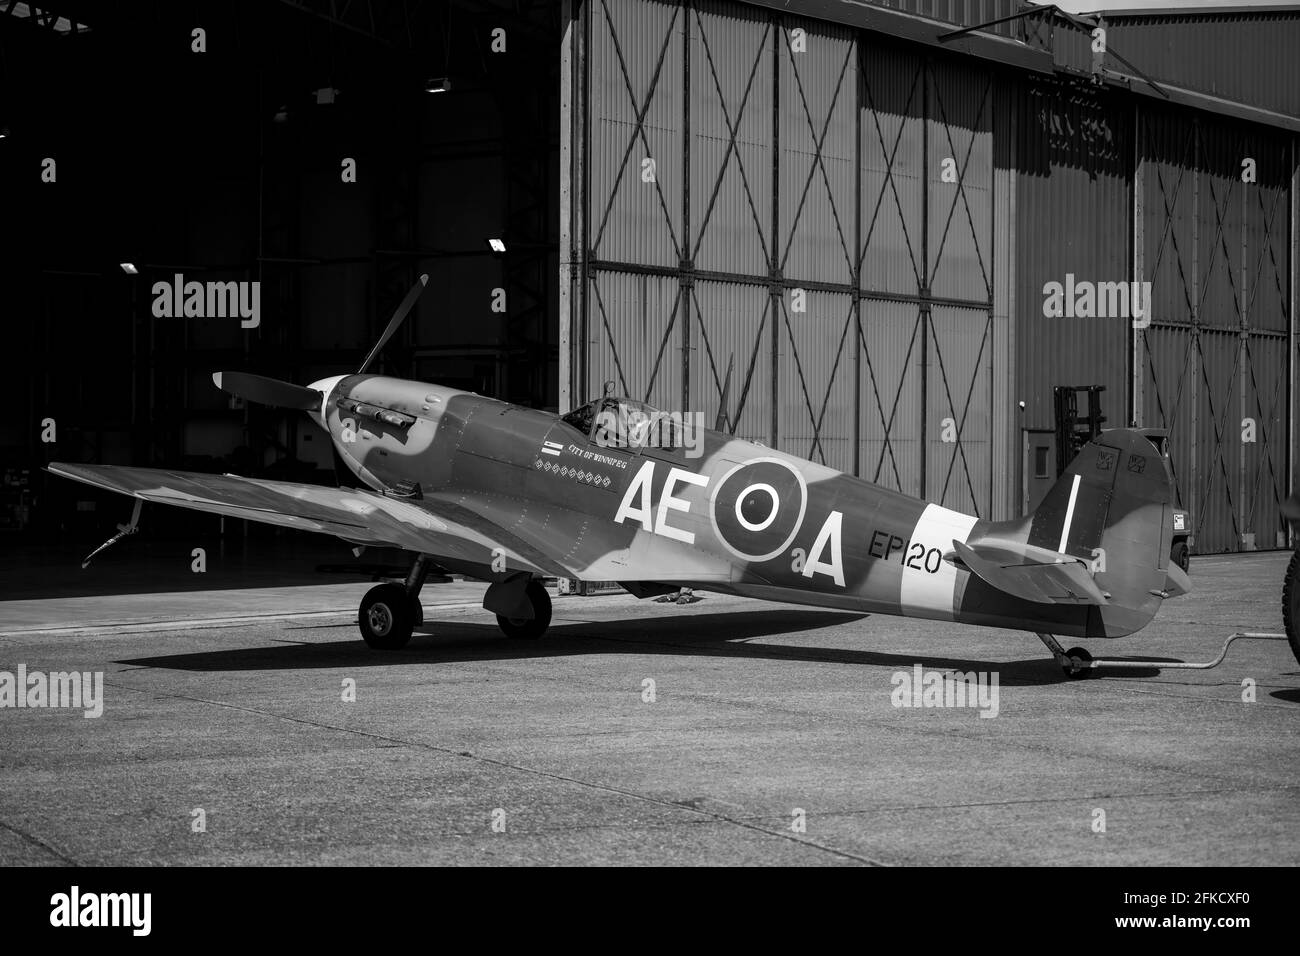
xmin=496 ymin=580 xmax=552 ymax=640
xmin=1063 ymin=646 xmax=1094 ymax=679
xmin=1170 ymin=540 xmax=1190 ymax=574
xmin=360 ymin=583 xmax=415 ymax=650
xmin=1284 ymin=550 xmax=1300 ymax=667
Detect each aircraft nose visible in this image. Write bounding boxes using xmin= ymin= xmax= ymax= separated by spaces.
xmin=306 ymin=375 xmax=347 ymax=429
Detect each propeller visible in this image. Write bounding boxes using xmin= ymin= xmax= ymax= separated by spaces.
xmin=213 ymin=272 xmax=431 ymax=408
xmin=212 ymin=274 xmax=432 ymax=490
xmin=212 ymin=371 xmax=323 ymax=410
xmin=358 ymin=273 xmax=429 ymax=375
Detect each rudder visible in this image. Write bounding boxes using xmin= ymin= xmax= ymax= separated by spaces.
xmin=1030 ymin=428 xmax=1174 ymax=632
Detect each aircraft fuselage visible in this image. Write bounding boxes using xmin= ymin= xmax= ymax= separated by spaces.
xmin=317 ymin=374 xmax=1166 ymax=639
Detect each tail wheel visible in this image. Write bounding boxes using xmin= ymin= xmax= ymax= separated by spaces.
xmin=1063 ymin=646 xmax=1094 ymax=679
xmin=359 ymin=583 xmax=415 ymax=650
xmin=496 ymin=580 xmax=552 ymax=640
xmin=1284 ymin=551 xmax=1300 ymax=667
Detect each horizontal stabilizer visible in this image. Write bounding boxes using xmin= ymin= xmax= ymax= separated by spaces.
xmin=952 ymin=539 xmax=1109 ymax=606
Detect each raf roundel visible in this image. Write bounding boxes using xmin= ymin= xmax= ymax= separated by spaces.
xmin=708 ymin=457 xmax=808 ymax=562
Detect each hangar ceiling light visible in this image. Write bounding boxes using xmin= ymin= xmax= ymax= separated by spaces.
xmin=119 ymin=263 xmax=138 ymax=275
xmin=486 ymin=238 xmax=506 ymax=253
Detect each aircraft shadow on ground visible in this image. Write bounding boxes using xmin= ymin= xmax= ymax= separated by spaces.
xmin=118 ymin=609 xmax=1122 ymax=686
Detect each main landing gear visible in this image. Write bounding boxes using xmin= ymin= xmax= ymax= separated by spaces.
xmin=494 ymin=579 xmax=552 ymax=640
xmin=357 ymin=556 xmax=555 ymax=649
xmin=359 ymin=555 xmax=429 ymax=650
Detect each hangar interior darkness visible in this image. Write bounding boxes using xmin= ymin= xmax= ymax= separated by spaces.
xmin=2 ymin=0 xmax=560 ymax=545
xmin=2 ymin=0 xmax=1297 ymax=559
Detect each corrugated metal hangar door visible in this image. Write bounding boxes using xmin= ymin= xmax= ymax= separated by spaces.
xmin=1136 ymin=108 xmax=1293 ymax=553
xmin=567 ymin=0 xmax=1007 ymax=519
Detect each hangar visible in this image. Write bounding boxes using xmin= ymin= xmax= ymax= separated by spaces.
xmin=559 ymin=0 xmax=1299 ymax=555
xmin=3 ymin=0 xmax=1297 ymax=558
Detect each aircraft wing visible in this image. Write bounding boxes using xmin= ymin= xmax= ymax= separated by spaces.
xmin=951 ymin=539 xmax=1110 ymax=605
xmin=47 ymin=463 xmax=567 ymax=577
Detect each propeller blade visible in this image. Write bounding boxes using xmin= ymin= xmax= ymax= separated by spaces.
xmin=357 ymin=273 xmax=429 ymax=374
xmin=213 ymin=371 xmax=322 ymax=410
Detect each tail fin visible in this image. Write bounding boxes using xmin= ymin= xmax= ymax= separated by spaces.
xmin=962 ymin=428 xmax=1179 ymax=636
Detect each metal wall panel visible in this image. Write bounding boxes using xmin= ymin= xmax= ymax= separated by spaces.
xmin=688 ymin=1 xmax=774 ymax=276
xmin=1142 ymin=110 xmax=1195 ymax=326
xmin=927 ymin=56 xmax=993 ymax=304
xmin=1107 ymin=11 xmax=1300 ymax=120
xmin=927 ymin=305 xmax=993 ymax=515
xmin=777 ymin=289 xmax=857 ymax=472
xmin=778 ymin=17 xmax=857 ymax=286
xmin=867 ymin=0 xmax=1022 ymax=37
xmin=1138 ymin=106 xmax=1293 ymax=553
xmin=1015 ymin=80 xmax=1132 ymax=432
xmin=991 ymin=76 xmax=1017 ymax=522
xmin=1142 ymin=324 xmax=1197 ymax=513
xmin=860 ymin=39 xmax=925 ymax=298
xmin=1196 ymin=131 xmax=1243 ymax=332
xmin=689 ymin=279 xmax=772 ymax=443
xmin=1240 ymin=128 xmax=1291 ymax=334
xmin=574 ymin=0 xmax=1006 ymax=523
xmin=589 ymin=0 xmax=685 ymax=268
xmin=860 ymin=299 xmax=924 ymax=496
xmin=1142 ymin=322 xmax=1291 ymax=554
xmin=1194 ymin=328 xmax=1239 ymax=552
xmin=586 ymin=271 xmax=683 ymax=409
xmin=1243 ymin=334 xmax=1288 ymax=549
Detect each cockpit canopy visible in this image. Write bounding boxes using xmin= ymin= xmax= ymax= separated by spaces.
xmin=560 ymin=396 xmax=688 ymax=451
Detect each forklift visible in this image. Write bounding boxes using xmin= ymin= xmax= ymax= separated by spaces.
xmin=1050 ymin=385 xmax=1192 ymax=573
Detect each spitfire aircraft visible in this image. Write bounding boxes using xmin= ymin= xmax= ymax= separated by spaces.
xmin=51 ymin=276 xmax=1195 ymax=676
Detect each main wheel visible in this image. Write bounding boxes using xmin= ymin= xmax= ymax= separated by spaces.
xmin=496 ymin=580 xmax=552 ymax=640
xmin=1170 ymin=540 xmax=1190 ymax=574
xmin=1062 ymin=645 xmax=1094 ymax=679
xmin=359 ymin=583 xmax=415 ymax=650
xmin=1284 ymin=550 xmax=1300 ymax=667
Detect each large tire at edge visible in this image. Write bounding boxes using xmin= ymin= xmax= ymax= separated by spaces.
xmin=1284 ymin=550 xmax=1300 ymax=667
